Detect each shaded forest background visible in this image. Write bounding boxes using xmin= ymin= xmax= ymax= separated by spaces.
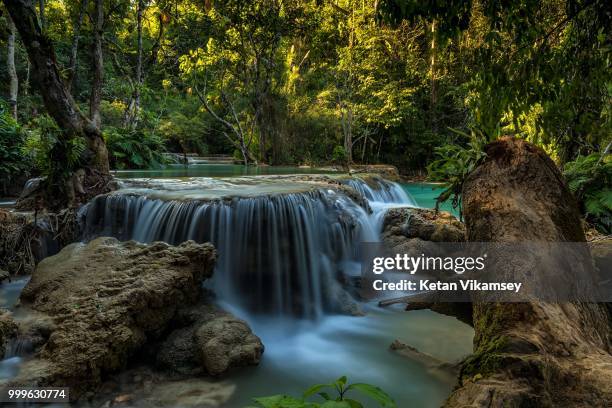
xmin=0 ymin=0 xmax=610 ymax=228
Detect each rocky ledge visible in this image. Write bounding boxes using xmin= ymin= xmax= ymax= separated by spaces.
xmin=3 ymin=237 xmax=263 ymax=401
xmin=382 ymin=207 xmax=465 ymax=247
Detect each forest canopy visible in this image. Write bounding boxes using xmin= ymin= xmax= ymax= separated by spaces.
xmin=0 ymin=0 xmax=610 ymax=191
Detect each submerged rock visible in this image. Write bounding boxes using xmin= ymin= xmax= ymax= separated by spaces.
xmin=445 ymin=137 xmax=612 ymax=407
xmin=157 ymin=304 xmax=264 ymax=377
xmin=93 ymin=366 xmax=236 ymax=408
xmin=9 ymin=237 xmax=217 ymax=399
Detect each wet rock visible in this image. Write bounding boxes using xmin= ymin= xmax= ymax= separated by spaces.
xmin=94 ymin=365 xmax=236 ymax=408
xmin=157 ymin=304 xmax=263 ymax=376
xmin=9 ymin=237 xmax=216 ymax=400
xmin=195 ymin=312 xmax=264 ymax=376
xmin=390 ymin=340 xmax=459 ymax=383
xmin=445 ymin=137 xmax=612 ymax=407
xmin=381 ymin=208 xmax=465 ymax=261
xmin=383 ymin=207 xmax=465 ymax=244
xmin=348 ymin=164 xmax=402 ymax=182
xmin=145 ymin=378 xmax=235 ymax=407
xmin=379 ymin=207 xmax=470 ymax=323
xmin=0 ymin=310 xmax=17 ymax=358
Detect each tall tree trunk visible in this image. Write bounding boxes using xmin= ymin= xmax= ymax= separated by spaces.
xmin=38 ymin=0 xmax=44 ymax=30
xmin=90 ymin=0 xmax=104 ymax=129
xmin=134 ymin=0 xmax=144 ymax=126
xmin=67 ymin=0 xmax=88 ymax=93
xmin=7 ymin=15 xmax=18 ymax=120
xmin=3 ymin=0 xmax=110 ymax=205
xmin=124 ymin=0 xmax=145 ymax=129
xmin=429 ymin=20 xmax=438 ymax=133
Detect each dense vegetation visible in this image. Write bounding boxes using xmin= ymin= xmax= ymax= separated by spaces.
xmin=0 ymin=0 xmax=610 ymax=226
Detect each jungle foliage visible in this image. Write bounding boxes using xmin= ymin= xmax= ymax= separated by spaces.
xmin=0 ymin=0 xmax=609 ymax=223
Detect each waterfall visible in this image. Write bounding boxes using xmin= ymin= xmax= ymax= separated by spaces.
xmin=81 ymin=177 xmax=415 ymax=318
xmin=342 ymin=177 xmax=411 ymax=203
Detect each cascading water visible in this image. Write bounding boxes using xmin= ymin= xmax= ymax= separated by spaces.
xmin=81 ymin=176 xmax=416 ymax=318
xmin=342 ymin=177 xmax=410 ymax=203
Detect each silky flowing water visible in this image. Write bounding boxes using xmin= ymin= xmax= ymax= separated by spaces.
xmin=0 ymin=165 xmax=473 ymax=407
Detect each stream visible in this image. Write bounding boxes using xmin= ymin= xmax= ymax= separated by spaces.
xmin=0 ymin=165 xmax=473 ymax=407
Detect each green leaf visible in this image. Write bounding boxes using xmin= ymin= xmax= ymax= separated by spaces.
xmin=343 ymin=398 xmax=364 ymax=408
xmin=303 ymin=384 xmax=332 ymax=399
xmin=318 ymin=392 xmax=333 ymax=401
xmin=346 ymin=383 xmax=397 ymax=408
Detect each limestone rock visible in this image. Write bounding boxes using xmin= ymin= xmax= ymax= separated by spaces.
xmin=0 ymin=309 xmax=17 ymax=358
xmin=157 ymin=304 xmax=263 ymax=377
xmin=348 ymin=164 xmax=402 ymax=182
xmin=10 ymin=237 xmax=216 ymax=399
xmin=382 ymin=207 xmax=465 ymax=245
xmin=196 ymin=314 xmax=263 ymax=376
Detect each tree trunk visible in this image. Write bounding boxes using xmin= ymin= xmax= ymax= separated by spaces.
xmin=67 ymin=0 xmax=88 ymax=93
xmin=341 ymin=105 xmax=353 ymax=164
xmin=38 ymin=0 xmax=44 ymax=30
xmin=3 ymin=0 xmax=110 ymax=206
xmin=429 ymin=20 xmax=437 ymax=133
xmin=7 ymin=15 xmax=18 ymax=120
xmin=90 ymin=0 xmax=104 ymax=129
xmin=445 ymin=137 xmax=612 ymax=407
xmin=124 ymin=0 xmax=145 ymax=129
xmin=134 ymin=0 xmax=144 ymax=126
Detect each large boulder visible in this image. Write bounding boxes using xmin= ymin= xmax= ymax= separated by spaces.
xmin=157 ymin=303 xmax=264 ymax=377
xmin=9 ymin=237 xmax=217 ymax=399
xmin=445 ymin=137 xmax=612 ymax=407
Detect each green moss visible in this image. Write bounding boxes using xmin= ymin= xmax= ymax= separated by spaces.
xmin=460 ymin=334 xmax=510 ymax=380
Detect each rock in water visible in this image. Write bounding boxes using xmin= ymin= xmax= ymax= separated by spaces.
xmin=10 ymin=237 xmax=216 ymax=399
xmin=0 ymin=310 xmax=17 ymax=358
xmin=447 ymin=137 xmax=612 ymax=407
xmin=195 ymin=309 xmax=264 ymax=376
xmin=157 ymin=304 xmax=264 ymax=377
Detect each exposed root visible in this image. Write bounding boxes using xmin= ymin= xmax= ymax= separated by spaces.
xmin=0 ymin=209 xmax=79 ymax=276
